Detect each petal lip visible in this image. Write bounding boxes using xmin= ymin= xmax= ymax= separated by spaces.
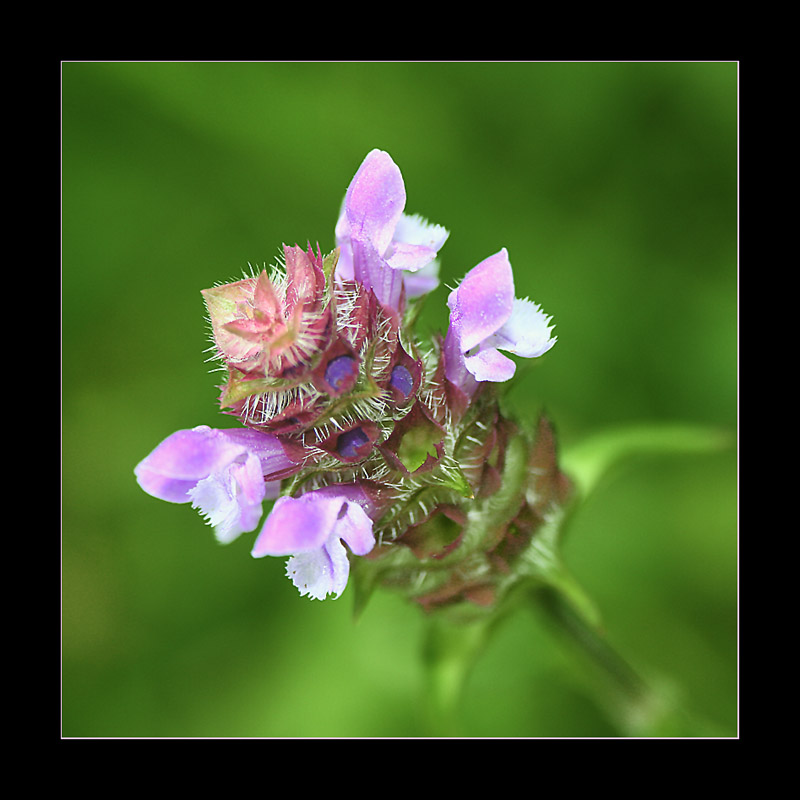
xmin=392 ymin=213 xmax=449 ymax=254
xmin=188 ymin=451 xmax=266 ymax=543
xmin=286 ymin=541 xmax=347 ymax=600
xmin=286 ymin=536 xmax=352 ymax=600
xmin=402 ymin=260 xmax=441 ymax=298
xmin=464 ymin=347 xmax=517 ymax=383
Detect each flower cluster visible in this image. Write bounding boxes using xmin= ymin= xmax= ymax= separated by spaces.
xmin=135 ymin=150 xmax=564 ymax=608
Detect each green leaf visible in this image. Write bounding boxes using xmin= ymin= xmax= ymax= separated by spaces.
xmin=562 ymin=422 xmax=732 ymax=499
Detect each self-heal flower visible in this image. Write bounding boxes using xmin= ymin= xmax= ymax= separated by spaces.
xmin=251 ymin=488 xmax=376 ymax=600
xmin=444 ymin=248 xmax=556 ymax=393
xmin=335 ymin=149 xmax=449 ymax=308
xmin=134 ymin=149 xmax=568 ymax=612
xmin=134 ymin=425 xmax=297 ymax=543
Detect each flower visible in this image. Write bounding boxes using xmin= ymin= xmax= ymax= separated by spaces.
xmin=134 ymin=425 xmax=297 ymax=543
xmin=335 ymin=149 xmax=449 ymax=308
xmin=251 ymin=487 xmax=376 ymax=600
xmin=444 ymin=248 xmax=556 ymax=392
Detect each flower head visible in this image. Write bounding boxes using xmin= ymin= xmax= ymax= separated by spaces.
xmin=135 ymin=150 xmax=567 ymax=612
xmin=134 ymin=425 xmax=296 ymax=543
xmin=444 ymin=248 xmax=556 ymax=393
xmin=335 ymin=149 xmax=449 ymax=308
xmin=251 ymin=487 xmax=376 ymax=600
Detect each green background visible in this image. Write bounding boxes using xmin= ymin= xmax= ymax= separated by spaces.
xmin=62 ymin=62 xmax=737 ymax=737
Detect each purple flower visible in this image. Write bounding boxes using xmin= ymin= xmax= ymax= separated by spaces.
xmin=335 ymin=149 xmax=449 ymax=308
xmin=444 ymin=248 xmax=556 ymax=392
xmin=134 ymin=425 xmax=297 ymax=543
xmin=251 ymin=486 xmax=376 ymax=600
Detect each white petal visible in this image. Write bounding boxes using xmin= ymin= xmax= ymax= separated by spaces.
xmin=188 ymin=454 xmax=265 ymax=544
xmin=393 ymin=213 xmax=449 ymax=251
xmin=188 ymin=471 xmax=243 ymax=543
xmin=484 ymin=298 xmax=557 ymax=358
xmin=285 ymin=537 xmax=350 ymax=600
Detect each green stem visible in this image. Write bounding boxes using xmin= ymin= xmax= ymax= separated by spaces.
xmin=529 ymin=586 xmax=711 ymax=736
xmin=420 ymin=614 xmax=495 ymax=737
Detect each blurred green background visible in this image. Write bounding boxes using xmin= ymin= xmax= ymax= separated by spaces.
xmin=62 ymin=62 xmax=737 ymax=737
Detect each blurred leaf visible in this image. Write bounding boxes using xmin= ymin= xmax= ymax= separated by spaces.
xmin=562 ymin=422 xmax=733 ymax=500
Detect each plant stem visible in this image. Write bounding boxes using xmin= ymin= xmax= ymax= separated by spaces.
xmin=420 ymin=614 xmax=495 ymax=737
xmin=529 ymin=585 xmax=707 ymax=736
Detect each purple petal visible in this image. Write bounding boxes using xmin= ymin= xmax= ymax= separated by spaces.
xmin=345 ymin=149 xmax=406 ymax=256
xmin=336 ymin=427 xmax=372 ymax=460
xmin=323 ymin=354 xmax=358 ymax=396
xmin=311 ymin=482 xmax=383 ymax=519
xmin=443 ymin=248 xmax=556 ymax=388
xmin=335 ymin=154 xmax=447 ymax=304
xmin=134 ymin=426 xmax=295 ymax=503
xmin=350 ymin=238 xmax=403 ymax=310
xmin=390 ymin=364 xmax=414 ymax=398
xmin=402 ymin=261 xmax=441 ymax=299
xmin=264 ymin=479 xmax=283 ymax=499
xmin=385 ymin=215 xmax=448 ymax=274
xmin=215 ymin=427 xmax=298 ymax=480
xmin=251 ymin=494 xmax=339 ymax=556
xmin=252 ymin=489 xmax=376 ymax=558
xmin=134 ymin=426 xmax=247 ymax=502
xmin=332 ymin=500 xmax=375 ymax=556
xmin=386 ymin=243 xmax=440 ymax=272
xmin=446 ymin=249 xmax=515 ymax=353
xmin=463 ymin=347 xmax=517 ymax=383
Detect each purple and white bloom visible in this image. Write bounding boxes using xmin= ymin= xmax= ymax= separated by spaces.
xmin=251 ymin=487 xmax=376 ymax=600
xmin=444 ymin=248 xmax=556 ymax=391
xmin=134 ymin=425 xmax=296 ymax=543
xmin=335 ymin=149 xmax=449 ymax=308
xmin=134 ymin=150 xmax=568 ymax=611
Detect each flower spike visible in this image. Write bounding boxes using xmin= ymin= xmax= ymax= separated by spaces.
xmin=135 ymin=150 xmax=565 ymax=610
